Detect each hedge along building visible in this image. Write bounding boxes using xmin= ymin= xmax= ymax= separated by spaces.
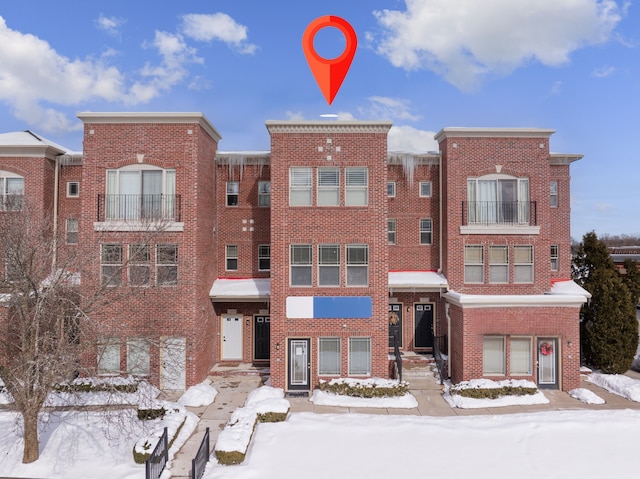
xmin=0 ymin=114 xmax=590 ymax=393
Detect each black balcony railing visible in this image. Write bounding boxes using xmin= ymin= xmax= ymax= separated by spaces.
xmin=462 ymin=201 xmax=537 ymax=226
xmin=97 ymin=194 xmax=181 ymax=222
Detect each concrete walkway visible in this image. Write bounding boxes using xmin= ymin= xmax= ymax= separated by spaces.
xmin=167 ymin=368 xmax=640 ymax=478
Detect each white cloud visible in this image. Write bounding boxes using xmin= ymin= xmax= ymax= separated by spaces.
xmin=388 ymin=125 xmax=438 ymax=153
xmin=595 ymin=202 xmax=613 ymax=212
xmin=285 ymin=111 xmax=305 ymax=121
xmin=374 ymin=0 xmax=625 ymax=91
xmin=550 ymin=81 xmax=563 ymax=95
xmin=95 ymin=15 xmax=125 ymax=37
xmin=592 ymin=65 xmax=616 ymax=77
xmin=361 ymin=97 xmax=421 ymax=121
xmin=181 ymin=13 xmax=257 ymax=54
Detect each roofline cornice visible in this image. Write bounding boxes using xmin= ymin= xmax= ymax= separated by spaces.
xmin=77 ymin=112 xmax=222 ymax=142
xmin=0 ymin=145 xmax=65 ymax=160
xmin=265 ymin=120 xmax=392 ymax=134
xmin=550 ymin=153 xmax=584 ymax=164
xmin=434 ymin=127 xmax=555 ymax=142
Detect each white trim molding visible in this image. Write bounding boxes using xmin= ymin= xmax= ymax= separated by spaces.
xmin=443 ymin=290 xmax=589 ymax=309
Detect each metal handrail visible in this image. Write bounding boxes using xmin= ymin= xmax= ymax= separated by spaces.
xmin=462 ymin=201 xmax=537 ymax=226
xmin=192 ymin=427 xmax=210 ymax=479
xmin=97 ymin=194 xmax=181 ymax=222
xmin=145 ymin=427 xmax=168 ymax=479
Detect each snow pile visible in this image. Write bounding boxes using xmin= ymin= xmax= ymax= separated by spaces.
xmin=215 ymin=407 xmax=258 ymax=454
xmin=569 ymin=388 xmax=605 ymax=404
xmin=177 ymin=380 xmax=218 ymax=407
xmin=245 ymin=385 xmax=290 ymax=416
xmin=133 ymin=403 xmax=195 ymax=461
xmin=587 ymin=373 xmax=640 ymax=402
xmin=444 ymin=378 xmax=549 ymax=409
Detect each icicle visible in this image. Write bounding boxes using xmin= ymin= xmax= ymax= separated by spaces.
xmin=401 ymin=154 xmax=416 ymax=186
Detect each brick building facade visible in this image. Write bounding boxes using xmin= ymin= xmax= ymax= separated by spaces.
xmin=0 ymin=114 xmax=590 ymax=393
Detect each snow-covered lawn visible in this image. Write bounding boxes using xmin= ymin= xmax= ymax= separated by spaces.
xmin=587 ymin=372 xmax=640 ymax=402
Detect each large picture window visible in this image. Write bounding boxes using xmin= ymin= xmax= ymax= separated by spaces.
xmin=467 ymin=175 xmax=529 ymax=225
xmin=291 ymin=244 xmax=312 ymax=286
xmin=319 ymin=338 xmax=341 ymax=375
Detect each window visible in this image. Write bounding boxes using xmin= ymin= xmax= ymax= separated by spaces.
xmin=514 ymin=245 xmax=534 ymax=283
xmin=258 ymin=245 xmax=270 ymax=271
xmin=489 ymin=246 xmax=509 ymax=283
xmin=388 ymin=219 xmax=397 ymax=245
xmin=127 ymin=338 xmax=150 ymax=376
xmin=387 ymin=181 xmax=396 ymax=197
xmin=345 ymin=167 xmax=368 ymax=206
xmin=464 ymin=245 xmax=484 ymax=283
xmin=97 ymin=337 xmax=120 ymax=374
xmin=551 ymin=245 xmax=559 ymax=271
xmin=226 ymin=245 xmax=238 ymax=271
xmin=467 ymin=176 xmax=530 ymax=224
xmin=483 ymin=336 xmax=505 ymax=375
xmin=258 ymin=181 xmax=271 ymax=207
xmin=67 ymin=181 xmax=80 ymax=198
xmin=348 ymin=337 xmax=371 ymax=375
xmin=319 ymin=338 xmax=341 ymax=375
xmin=346 ymin=244 xmax=368 ymax=286
xmin=101 ymin=243 xmax=122 ymax=286
xmin=550 ymin=181 xmax=558 ymax=208
xmin=226 ymin=181 xmax=239 ymax=206
xmin=318 ymin=168 xmax=339 ymax=206
xmin=420 ymin=218 xmax=432 ymax=245
xmin=420 ymin=181 xmax=432 ymax=197
xmin=106 ymin=166 xmax=176 ymax=220
xmin=156 ymin=244 xmax=178 ymax=285
xmin=0 ymin=171 xmax=24 ymax=211
xmin=129 ymin=244 xmax=150 ymax=286
xmin=291 ymin=244 xmax=312 ymax=286
xmin=290 ymin=167 xmax=312 ymax=206
xmin=318 ymin=244 xmax=340 ymax=286
xmin=66 ymin=218 xmax=78 ymax=244
xmin=510 ymin=337 xmax=532 ymax=375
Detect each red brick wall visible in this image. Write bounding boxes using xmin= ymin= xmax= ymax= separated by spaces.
xmin=550 ymin=164 xmax=572 ymax=280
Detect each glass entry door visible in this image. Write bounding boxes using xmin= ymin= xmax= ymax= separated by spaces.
xmin=287 ymin=338 xmax=310 ymax=391
xmin=537 ymin=338 xmax=559 ymax=389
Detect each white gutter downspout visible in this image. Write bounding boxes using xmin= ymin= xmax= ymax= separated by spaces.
xmin=438 ymin=152 xmax=443 ymax=275
xmin=52 ymin=157 xmax=60 ymax=272
xmin=445 ymin=302 xmax=451 ymax=379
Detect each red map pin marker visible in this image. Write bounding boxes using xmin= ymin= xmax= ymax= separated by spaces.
xmin=302 ymin=16 xmax=357 ymax=105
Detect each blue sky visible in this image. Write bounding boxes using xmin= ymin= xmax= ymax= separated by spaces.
xmin=0 ymin=0 xmax=637 ymax=239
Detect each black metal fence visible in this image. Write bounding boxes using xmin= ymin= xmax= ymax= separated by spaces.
xmin=392 ymin=330 xmax=402 ymax=383
xmin=97 ymin=194 xmax=182 ymax=222
xmin=433 ymin=335 xmax=448 ymax=385
xmin=145 ymin=427 xmax=168 ymax=479
xmin=462 ymin=201 xmax=537 ymax=226
xmin=191 ymin=427 xmax=211 ymax=479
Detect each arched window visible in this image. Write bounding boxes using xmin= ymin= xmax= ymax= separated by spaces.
xmin=0 ymin=170 xmax=24 ymax=211
xmin=467 ymin=174 xmax=530 ymax=225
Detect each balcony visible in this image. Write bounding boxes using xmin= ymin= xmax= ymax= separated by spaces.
xmin=97 ymin=194 xmax=182 ymax=223
xmin=461 ymin=201 xmax=539 ymax=235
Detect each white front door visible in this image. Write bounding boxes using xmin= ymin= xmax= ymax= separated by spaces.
xmin=161 ymin=337 xmax=186 ymax=390
xmin=222 ymin=316 xmax=243 ymax=360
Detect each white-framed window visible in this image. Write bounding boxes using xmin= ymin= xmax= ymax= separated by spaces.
xmin=319 ymin=337 xmax=341 ymax=375
xmin=156 ymin=244 xmax=178 ymax=286
xmin=318 ymin=244 xmax=340 ymax=286
xmin=127 ymin=338 xmax=150 ymax=376
xmin=105 ymin=166 xmax=176 ymax=220
xmin=0 ymin=171 xmax=24 ymax=211
xmin=348 ymin=337 xmax=371 ymax=375
xmin=420 ymin=218 xmax=432 ymax=245
xmin=67 ymin=181 xmax=80 ymax=198
xmin=483 ymin=336 xmax=505 ymax=375
xmin=346 ymin=244 xmax=368 ymax=286
xmin=226 ymin=245 xmax=238 ymax=271
xmin=388 ymin=219 xmax=397 ymax=245
xmin=101 ymin=243 xmax=122 ymax=286
xmin=419 ymin=181 xmax=432 ymax=197
xmin=318 ymin=167 xmax=339 ymax=206
xmin=550 ymin=181 xmax=558 ymax=208
xmin=66 ymin=218 xmax=78 ymax=244
xmin=345 ymin=167 xmax=368 ymax=206
xmin=489 ymin=245 xmax=509 ymax=283
xmin=464 ymin=245 xmax=484 ymax=283
xmin=510 ymin=337 xmax=532 ymax=375
xmin=290 ymin=167 xmax=312 ymax=206
xmin=226 ymin=181 xmax=239 ymax=206
xmin=258 ymin=181 xmax=270 ymax=207
xmin=97 ymin=337 xmax=120 ymax=374
xmin=551 ymin=245 xmax=559 ymax=271
xmin=128 ymin=244 xmax=150 ymax=286
xmin=514 ymin=245 xmax=534 ymax=283
xmin=387 ymin=181 xmax=396 ymax=197
xmin=291 ymin=244 xmax=312 ymax=286
xmin=467 ymin=175 xmax=530 ymax=224
xmin=258 ymin=244 xmax=270 ymax=271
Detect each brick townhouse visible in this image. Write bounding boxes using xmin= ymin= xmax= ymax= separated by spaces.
xmin=0 ymin=113 xmax=590 ymax=393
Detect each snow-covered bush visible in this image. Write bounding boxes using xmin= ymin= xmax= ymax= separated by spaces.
xmin=317 ymin=377 xmax=409 ymax=398
xmin=132 ymin=404 xmax=187 ymax=464
xmin=450 ymin=379 xmax=538 ymax=399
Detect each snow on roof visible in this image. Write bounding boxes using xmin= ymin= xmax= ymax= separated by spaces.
xmin=388 ymin=271 xmax=448 ymax=290
xmin=548 ymin=279 xmax=592 ymax=299
xmin=0 ymin=130 xmax=72 ymax=155
xmin=210 ymin=278 xmax=270 ymax=301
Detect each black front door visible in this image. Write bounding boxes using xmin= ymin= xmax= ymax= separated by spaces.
xmin=414 ymin=303 xmax=434 ymax=348
xmin=253 ymin=315 xmax=270 ymax=361
xmin=287 ymin=338 xmax=310 ymax=391
xmin=388 ymin=304 xmax=403 ymax=347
